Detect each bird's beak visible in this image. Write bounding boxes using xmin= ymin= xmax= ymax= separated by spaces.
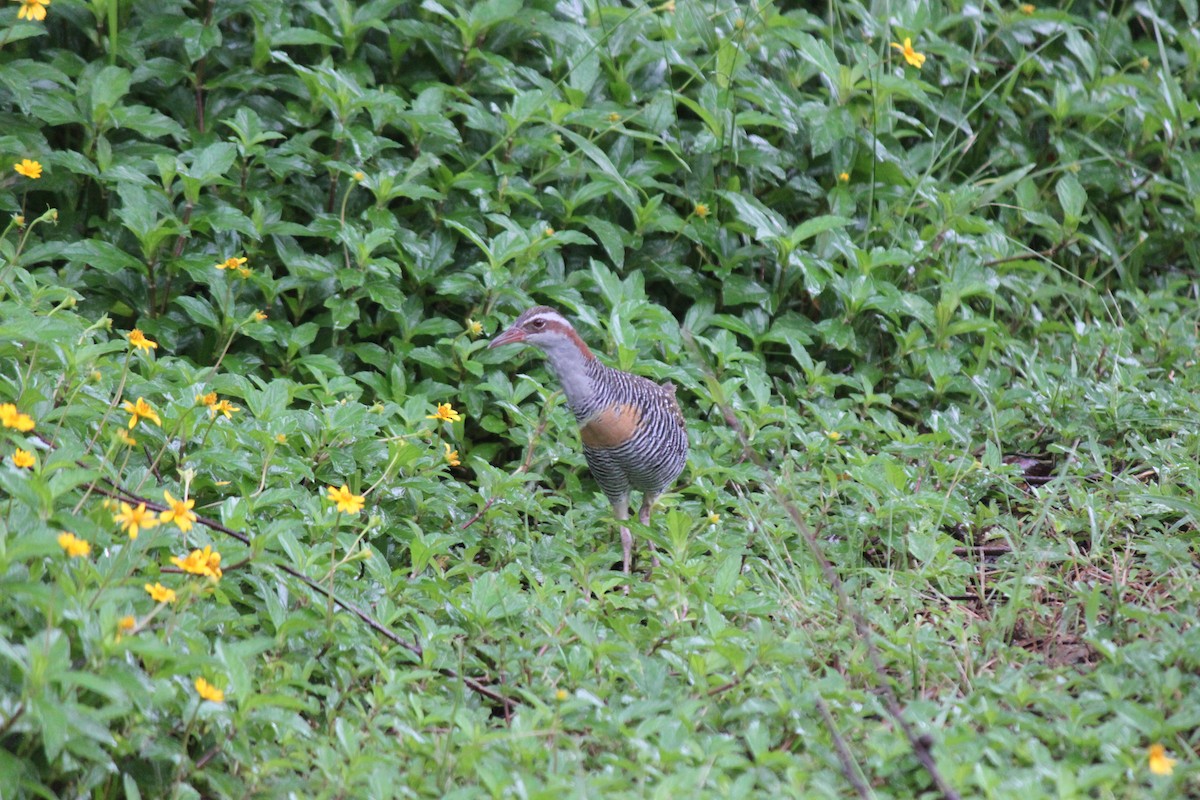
xmin=488 ymin=325 xmax=526 ymax=349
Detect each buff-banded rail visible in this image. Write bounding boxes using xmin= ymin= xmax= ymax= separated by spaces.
xmin=490 ymin=306 xmax=688 ymax=575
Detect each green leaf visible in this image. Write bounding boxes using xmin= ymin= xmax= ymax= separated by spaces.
xmin=567 ymin=47 xmax=600 ymax=97
xmin=552 ymin=126 xmax=639 ymax=213
xmin=1056 ymin=173 xmax=1087 ymax=231
xmin=723 ymin=274 xmax=770 ymax=307
xmin=580 ymin=215 xmax=625 ymax=269
xmin=790 ymin=214 xmax=850 ymax=245
xmin=175 ymin=295 xmax=222 ymax=329
xmin=0 ymin=23 xmax=46 ymax=46
xmin=59 ymin=240 xmax=144 ymax=274
xmin=179 ymin=18 xmax=223 ymax=62
xmin=720 ymin=191 xmax=787 ymax=240
xmin=271 ymin=28 xmax=340 ymax=46
xmin=110 ymin=105 xmax=186 ymax=140
xmin=182 ymin=142 xmax=238 ymax=185
xmin=469 ymin=0 xmax=523 ymax=34
xmin=715 ymin=36 xmax=748 ymax=90
xmin=89 ymin=66 xmax=132 ymax=123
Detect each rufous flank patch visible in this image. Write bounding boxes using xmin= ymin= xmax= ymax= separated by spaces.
xmin=580 ymin=403 xmax=643 ymax=448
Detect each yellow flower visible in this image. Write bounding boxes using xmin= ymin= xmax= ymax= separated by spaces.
xmin=14 ymin=215 xmax=25 ymax=226
xmin=555 ymin=688 xmax=569 ymax=701
xmin=57 ymin=532 xmax=91 ymax=558
xmin=693 ymin=202 xmax=710 ymax=218
xmin=544 ymin=226 xmax=555 ymax=237
xmin=13 ymin=158 xmax=42 ymax=178
xmin=426 ymin=402 xmax=463 ymax=423
xmin=607 ymin=112 xmax=621 ymax=123
xmin=196 ymin=391 xmax=217 ymax=407
xmin=160 ymin=490 xmax=197 ymax=533
xmin=274 ymin=433 xmax=287 ymax=444
xmin=708 ymin=512 xmax=720 ymax=525
xmin=171 ymin=544 xmax=223 ymax=579
xmin=194 ymin=677 xmax=225 ymax=703
xmin=122 ymin=397 xmax=161 ymax=429
xmin=114 ymin=501 xmax=159 ymax=539
xmin=210 ymin=399 xmax=239 ymax=420
xmin=144 ymin=582 xmax=176 ymax=604
xmin=326 ymin=484 xmax=365 ymax=515
xmin=825 ymin=430 xmax=842 ymax=442
xmin=352 ymin=171 xmax=365 ymax=181
xmin=119 ymin=430 xmax=137 ymax=447
xmin=253 ymin=310 xmax=268 ymax=321
xmin=16 ymin=0 xmax=49 ymax=21
xmin=443 ymin=442 xmax=461 ymax=467
xmin=118 ymin=615 xmax=136 ymax=632
xmin=1148 ymin=743 xmax=1176 ymax=776
xmin=466 ymin=318 xmax=483 ymax=337
xmin=0 ymin=403 xmax=35 ymax=431
xmin=215 ymin=256 xmax=248 ymax=271
xmin=1019 ymin=3 xmax=1034 ymax=13
xmin=838 ymin=172 xmax=850 ymax=182
xmin=890 ymin=37 xmax=926 ymax=69
xmin=126 ymin=329 xmax=158 ymax=352
xmin=12 ymin=448 xmax=35 ymax=469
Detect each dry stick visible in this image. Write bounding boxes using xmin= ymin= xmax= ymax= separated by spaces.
xmin=194 ymin=727 xmax=235 ymax=770
xmin=952 ymin=545 xmax=1010 ymax=556
xmin=460 ymin=395 xmax=556 ymax=530
xmin=0 ymin=702 xmax=24 ymax=738
xmin=159 ymin=199 xmax=195 ymax=315
xmin=681 ymin=330 xmax=960 ymax=800
xmin=981 ymin=238 xmax=1075 ymax=267
xmin=815 ymin=696 xmax=873 ymax=800
xmin=92 ymin=480 xmax=515 ymax=711
xmin=706 ymin=665 xmax=753 ymax=698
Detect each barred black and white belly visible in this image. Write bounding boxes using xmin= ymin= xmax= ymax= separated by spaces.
xmin=584 ymin=421 xmax=687 ymax=501
xmin=573 ymin=362 xmax=688 ymax=502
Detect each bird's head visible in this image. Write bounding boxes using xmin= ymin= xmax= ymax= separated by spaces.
xmin=489 ymin=305 xmax=594 ymax=360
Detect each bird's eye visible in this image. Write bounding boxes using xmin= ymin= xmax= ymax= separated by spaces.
xmin=529 ymin=319 xmax=545 ymax=330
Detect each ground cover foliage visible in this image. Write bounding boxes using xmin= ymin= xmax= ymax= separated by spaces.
xmin=1 ymin=0 xmax=1198 ymax=796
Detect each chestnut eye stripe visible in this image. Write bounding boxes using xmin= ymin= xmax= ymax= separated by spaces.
xmin=521 ymin=311 xmax=569 ymax=331
xmin=526 ymin=318 xmax=572 ymax=336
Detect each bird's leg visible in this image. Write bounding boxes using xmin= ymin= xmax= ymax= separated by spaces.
xmin=613 ymin=496 xmax=632 ymax=577
xmin=638 ymin=495 xmax=660 ymax=569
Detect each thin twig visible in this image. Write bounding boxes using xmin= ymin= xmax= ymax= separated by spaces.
xmin=0 ymin=702 xmax=24 ymax=738
xmin=706 ymin=665 xmax=753 ymax=697
xmin=460 ymin=394 xmax=556 ymax=530
xmin=952 ymin=545 xmax=1010 ymax=556
xmin=194 ymin=727 xmax=234 ymax=770
xmin=815 ymin=696 xmax=873 ymax=800
xmin=459 ymin=497 xmax=498 ymax=531
xmin=682 ymin=329 xmax=960 ymax=800
xmin=982 ymin=238 xmax=1075 ymax=267
xmin=89 ymin=480 xmax=515 ymax=712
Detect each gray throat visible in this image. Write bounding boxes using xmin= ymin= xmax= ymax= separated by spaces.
xmin=539 ymin=341 xmax=596 ymax=414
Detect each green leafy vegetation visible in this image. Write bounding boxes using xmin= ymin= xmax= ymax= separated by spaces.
xmin=2 ymin=0 xmax=1198 ymax=796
